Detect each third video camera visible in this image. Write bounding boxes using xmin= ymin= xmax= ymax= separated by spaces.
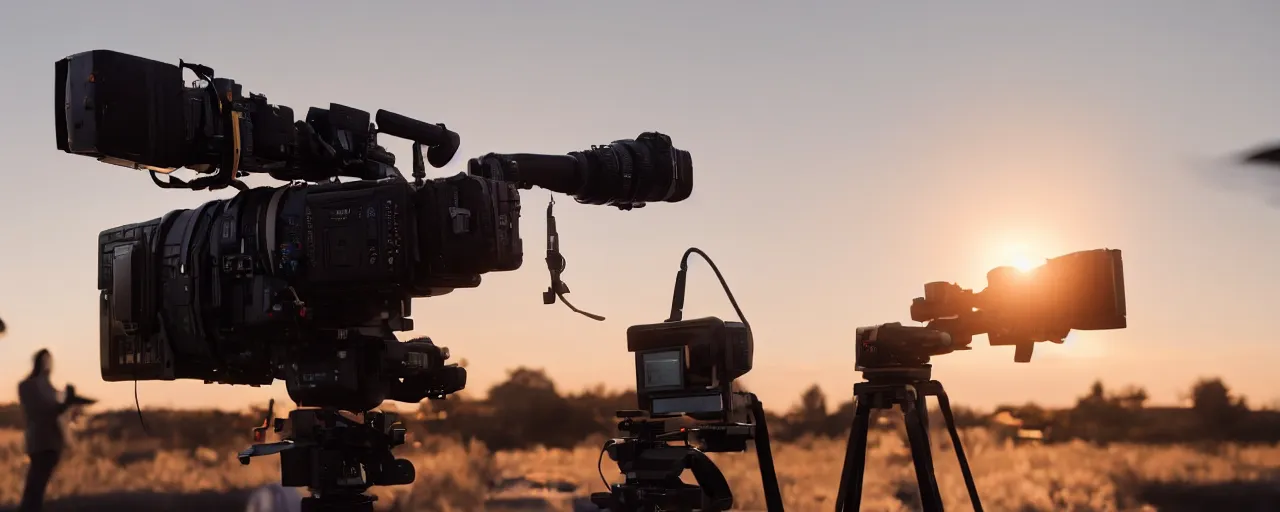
xmin=858 ymin=248 xmax=1127 ymax=368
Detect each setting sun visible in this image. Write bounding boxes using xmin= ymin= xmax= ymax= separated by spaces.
xmin=995 ymin=240 xmax=1048 ymax=273
xmin=983 ymin=235 xmax=1060 ymax=278
xmin=1010 ymin=254 xmax=1044 ymax=273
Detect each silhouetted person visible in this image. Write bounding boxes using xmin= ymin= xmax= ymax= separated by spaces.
xmin=17 ymin=349 xmax=77 ymax=512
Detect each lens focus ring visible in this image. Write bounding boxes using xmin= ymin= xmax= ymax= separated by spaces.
xmin=609 ymin=141 xmax=635 ymax=207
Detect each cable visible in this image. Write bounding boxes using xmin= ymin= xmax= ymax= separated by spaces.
xmin=134 ymin=380 xmax=152 ymax=437
xmin=557 ymin=290 xmax=605 ymax=321
xmin=597 ymin=439 xmax=615 ymax=491
xmin=666 ymin=248 xmax=750 ymax=330
xmin=545 ymin=197 xmax=605 ymax=321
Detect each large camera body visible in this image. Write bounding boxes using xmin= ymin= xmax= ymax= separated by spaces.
xmin=59 ymin=50 xmax=694 ymax=413
xmin=97 ymin=174 xmax=518 ymax=410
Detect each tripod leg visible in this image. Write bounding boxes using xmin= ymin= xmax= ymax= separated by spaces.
xmin=835 ymin=397 xmax=874 ymax=512
xmin=917 ymin=392 xmax=929 ymax=431
xmin=903 ymin=397 xmax=945 ymax=512
xmin=746 ymin=396 xmax=785 ymax=512
xmin=936 ymin=387 xmax=983 ymax=512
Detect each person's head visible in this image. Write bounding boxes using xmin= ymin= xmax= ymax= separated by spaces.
xmin=30 ymin=349 xmax=51 ymax=378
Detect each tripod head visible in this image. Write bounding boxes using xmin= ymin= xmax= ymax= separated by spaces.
xmin=238 ymin=406 xmax=414 ymax=512
xmin=591 ymin=411 xmax=736 ymax=512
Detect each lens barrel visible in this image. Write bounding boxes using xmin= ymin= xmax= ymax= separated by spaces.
xmin=467 ymin=132 xmax=692 ymax=208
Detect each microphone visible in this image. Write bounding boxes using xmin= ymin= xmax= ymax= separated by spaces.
xmin=374 ymin=110 xmax=460 ymax=168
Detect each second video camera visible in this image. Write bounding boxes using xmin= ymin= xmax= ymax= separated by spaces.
xmin=593 ymin=249 xmax=783 ymax=512
xmin=627 ymin=317 xmax=753 ymax=422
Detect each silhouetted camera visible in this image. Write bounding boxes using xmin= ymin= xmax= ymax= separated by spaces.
xmin=55 ymin=49 xmax=695 ymax=413
xmin=627 ymin=317 xmax=752 ymax=422
xmin=60 ymin=49 xmax=698 ymax=510
xmin=858 ymin=248 xmax=1127 ymax=366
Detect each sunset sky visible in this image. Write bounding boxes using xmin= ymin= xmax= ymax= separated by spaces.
xmin=2 ymin=1 xmax=1280 ymax=414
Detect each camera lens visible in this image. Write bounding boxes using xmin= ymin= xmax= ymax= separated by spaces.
xmin=467 ymin=132 xmax=693 ymax=208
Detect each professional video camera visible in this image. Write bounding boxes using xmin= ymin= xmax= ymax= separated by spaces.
xmin=591 ymin=249 xmax=783 ymax=512
xmin=862 ymin=248 xmax=1128 ymax=366
xmin=56 ymin=49 xmax=694 ymax=511
xmin=836 ymin=249 xmax=1128 ymax=512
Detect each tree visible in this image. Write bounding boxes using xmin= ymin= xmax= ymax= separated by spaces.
xmin=776 ymin=384 xmax=830 ymax=440
xmin=1064 ymin=381 xmax=1147 ymax=444
xmin=798 ymin=385 xmax=828 ymax=419
xmin=489 ymin=367 xmax=559 ymax=400
xmin=1189 ymin=377 xmax=1248 ymax=434
xmin=1115 ymin=385 xmax=1149 ymax=409
xmin=1014 ymin=403 xmax=1050 ymax=426
xmin=479 ymin=367 xmax=595 ymax=450
xmin=1086 ymin=381 xmax=1106 ymax=403
xmin=1191 ymin=378 xmax=1232 ymax=411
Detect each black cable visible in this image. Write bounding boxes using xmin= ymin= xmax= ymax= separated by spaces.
xmin=597 ymin=439 xmax=615 ymax=491
xmin=134 ymin=380 xmax=152 ymax=437
xmin=557 ymin=290 xmax=605 ymax=321
xmin=545 ymin=197 xmax=605 ymax=321
xmin=666 ymin=248 xmax=750 ymax=330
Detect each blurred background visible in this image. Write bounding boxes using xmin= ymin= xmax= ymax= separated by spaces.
xmin=2 ymin=1 xmax=1280 ymax=510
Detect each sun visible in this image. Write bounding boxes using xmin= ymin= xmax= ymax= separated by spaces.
xmin=988 ymin=238 xmax=1054 ymax=275
xmin=1010 ymin=254 xmax=1042 ymax=273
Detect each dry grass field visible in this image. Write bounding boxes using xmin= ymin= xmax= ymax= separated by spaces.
xmin=1 ymin=426 xmax=1278 ymax=511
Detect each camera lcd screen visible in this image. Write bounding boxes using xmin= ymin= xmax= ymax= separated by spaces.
xmin=641 ymin=349 xmax=684 ymax=391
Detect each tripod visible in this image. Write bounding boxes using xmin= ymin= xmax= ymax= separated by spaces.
xmin=834 ymin=365 xmax=983 ymax=512
xmin=239 ymin=407 xmax=416 ymax=512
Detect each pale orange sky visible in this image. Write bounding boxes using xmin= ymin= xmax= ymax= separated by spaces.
xmin=3 ymin=1 xmax=1280 ymax=413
